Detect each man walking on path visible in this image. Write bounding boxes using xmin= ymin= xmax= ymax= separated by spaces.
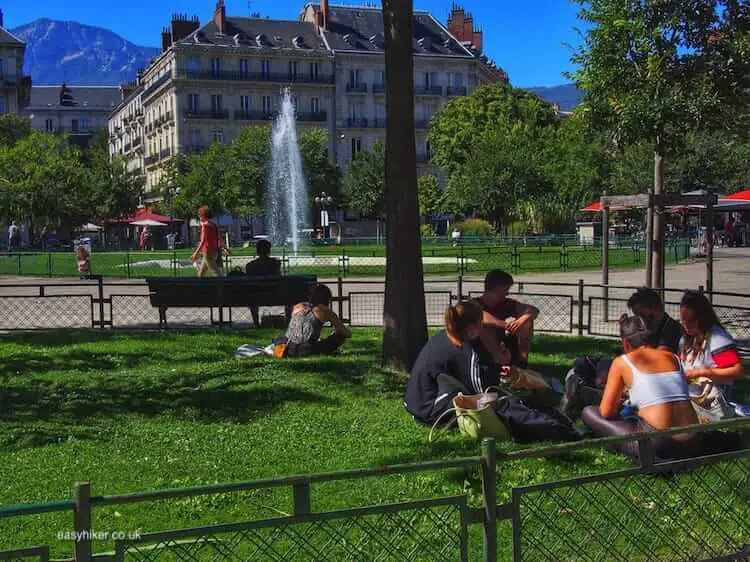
xmin=7 ymin=221 xmax=19 ymax=254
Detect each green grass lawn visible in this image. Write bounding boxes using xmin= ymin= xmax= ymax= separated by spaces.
xmin=0 ymin=241 xmax=685 ymax=279
xmin=0 ymin=330 xmax=745 ymax=559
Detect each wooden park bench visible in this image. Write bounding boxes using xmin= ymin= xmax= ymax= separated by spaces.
xmin=146 ymin=275 xmax=317 ymax=328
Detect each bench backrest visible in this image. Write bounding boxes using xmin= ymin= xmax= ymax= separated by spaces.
xmin=146 ymin=275 xmax=318 ymax=307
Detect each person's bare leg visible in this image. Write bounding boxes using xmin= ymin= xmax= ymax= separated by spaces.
xmin=515 ymin=319 xmax=534 ymax=364
xmin=480 ymin=326 xmax=511 ymax=366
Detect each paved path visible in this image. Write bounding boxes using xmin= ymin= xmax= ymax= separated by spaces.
xmin=0 ymin=248 xmax=748 ymax=334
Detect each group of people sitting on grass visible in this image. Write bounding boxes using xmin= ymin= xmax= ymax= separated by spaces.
xmin=404 ymin=270 xmax=746 ymax=460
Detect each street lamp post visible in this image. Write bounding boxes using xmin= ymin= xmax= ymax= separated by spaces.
xmin=314 ymin=192 xmax=333 ymax=240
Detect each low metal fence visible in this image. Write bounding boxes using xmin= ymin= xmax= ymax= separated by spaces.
xmin=0 ymin=238 xmax=693 ymax=280
xmin=0 ymin=277 xmax=748 ymax=342
xmin=1 ymin=418 xmax=748 ymax=561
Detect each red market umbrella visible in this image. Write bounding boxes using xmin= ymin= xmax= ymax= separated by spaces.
xmin=107 ymin=208 xmax=179 ymax=225
xmin=722 ymin=188 xmax=750 ymax=201
xmin=580 ymin=201 xmax=603 ymax=212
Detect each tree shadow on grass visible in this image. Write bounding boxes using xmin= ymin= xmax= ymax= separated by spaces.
xmin=0 ymin=370 xmax=335 ymax=426
xmin=531 ymin=336 xmax=620 ymax=359
xmin=0 ymin=350 xmax=158 ymax=376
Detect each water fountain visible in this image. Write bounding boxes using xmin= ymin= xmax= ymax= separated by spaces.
xmin=266 ymin=88 xmax=308 ymax=254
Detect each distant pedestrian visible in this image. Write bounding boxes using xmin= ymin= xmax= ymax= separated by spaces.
xmin=40 ymin=225 xmax=49 ymax=251
xmin=7 ymin=221 xmax=19 ymax=253
xmin=76 ymin=246 xmax=91 ymax=279
xmin=191 ymin=206 xmax=221 ymax=278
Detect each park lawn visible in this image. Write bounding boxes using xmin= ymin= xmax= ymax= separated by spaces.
xmin=0 ymin=243 xmax=664 ymax=279
xmin=0 ymin=329 xmax=634 ymax=559
xmin=0 ymin=330 xmax=745 ymax=559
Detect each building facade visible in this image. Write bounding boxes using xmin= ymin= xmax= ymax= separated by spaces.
xmin=25 ymin=85 xmax=120 ymax=147
xmin=108 ymin=1 xmax=505 ymax=197
xmin=0 ymin=9 xmax=31 ymax=115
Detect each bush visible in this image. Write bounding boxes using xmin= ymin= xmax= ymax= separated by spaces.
xmin=456 ymin=218 xmax=495 ymax=237
xmin=420 ymin=223 xmax=436 ymax=237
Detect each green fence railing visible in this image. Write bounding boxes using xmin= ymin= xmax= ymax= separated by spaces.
xmin=1 ymin=418 xmax=748 ymax=561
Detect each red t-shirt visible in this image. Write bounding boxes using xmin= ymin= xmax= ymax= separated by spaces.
xmin=199 ymin=220 xmax=219 ymax=254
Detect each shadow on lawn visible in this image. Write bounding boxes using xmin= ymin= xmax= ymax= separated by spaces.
xmin=0 ymin=371 xmax=335 ymax=427
xmin=0 ymin=350 xmax=157 ymax=376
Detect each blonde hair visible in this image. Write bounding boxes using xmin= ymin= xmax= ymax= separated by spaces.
xmin=444 ymin=300 xmax=483 ymax=341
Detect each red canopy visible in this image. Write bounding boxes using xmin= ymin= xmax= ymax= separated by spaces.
xmin=580 ymin=201 xmax=603 ymax=212
xmin=108 ymin=208 xmax=178 ymax=225
xmin=723 ymin=188 xmax=750 ymax=201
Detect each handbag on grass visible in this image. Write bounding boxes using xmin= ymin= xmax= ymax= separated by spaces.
xmin=429 ymin=389 xmax=510 ymax=443
xmin=689 ymin=378 xmax=735 ymax=423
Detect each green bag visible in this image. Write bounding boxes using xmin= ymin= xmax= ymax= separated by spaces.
xmin=429 ymin=390 xmax=510 ymax=442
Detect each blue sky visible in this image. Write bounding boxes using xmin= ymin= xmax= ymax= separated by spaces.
xmin=3 ymin=0 xmax=585 ymax=87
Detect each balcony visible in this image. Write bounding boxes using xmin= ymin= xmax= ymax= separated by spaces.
xmin=185 ymin=144 xmax=208 ymax=155
xmin=234 ymin=110 xmax=274 ymax=121
xmin=415 ymin=85 xmax=443 ymax=96
xmin=160 ymin=147 xmax=172 ymax=160
xmin=371 ymin=118 xmax=387 ymax=129
xmin=179 ymin=69 xmax=335 ymax=85
xmin=184 ymin=109 xmax=230 ymax=120
xmin=414 ymin=120 xmax=431 ymax=129
xmin=297 ymin=111 xmax=327 ymax=123
xmin=346 ymin=83 xmax=368 ymax=94
xmin=372 ymin=83 xmax=386 ymax=94
xmin=346 ymin=118 xmax=370 ymax=128
xmin=185 ymin=144 xmax=208 ymax=154
xmin=144 ymin=155 xmax=159 ymax=166
xmin=447 ymin=85 xmax=468 ymax=97
xmin=142 ymin=72 xmax=172 ymax=101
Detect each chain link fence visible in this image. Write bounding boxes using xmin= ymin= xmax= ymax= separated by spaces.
xmin=0 ymin=278 xmax=748 ymax=343
xmin=0 ymin=238 xmax=694 ymax=280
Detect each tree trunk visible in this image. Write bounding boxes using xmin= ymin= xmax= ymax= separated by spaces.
xmin=652 ymin=150 xmax=665 ymax=289
xmin=381 ymin=0 xmax=428 ymax=371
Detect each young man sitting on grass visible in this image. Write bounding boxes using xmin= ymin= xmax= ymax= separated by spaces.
xmin=627 ymin=287 xmax=682 ymax=354
xmin=475 ymin=270 xmax=539 ymax=368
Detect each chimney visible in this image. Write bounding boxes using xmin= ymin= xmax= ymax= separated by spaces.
xmin=171 ymin=14 xmax=200 ymax=42
xmin=214 ymin=0 xmax=226 ymax=34
xmin=448 ymin=4 xmax=484 ymax=53
xmin=161 ymin=28 xmax=172 ymax=52
xmin=320 ymin=0 xmax=329 ymax=30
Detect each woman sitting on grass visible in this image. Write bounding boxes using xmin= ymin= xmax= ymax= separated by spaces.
xmin=679 ymin=291 xmax=744 ymax=394
xmin=406 ymin=301 xmax=500 ymax=426
xmin=582 ymin=314 xmax=702 ymax=460
xmin=283 ymin=284 xmax=351 ymax=358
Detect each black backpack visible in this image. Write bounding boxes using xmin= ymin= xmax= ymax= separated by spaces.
xmin=560 ymin=356 xmax=612 ymax=419
xmin=494 ymin=396 xmax=581 ymax=444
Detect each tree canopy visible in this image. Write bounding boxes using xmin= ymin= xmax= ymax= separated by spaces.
xmin=343 ymin=141 xmax=386 ymax=218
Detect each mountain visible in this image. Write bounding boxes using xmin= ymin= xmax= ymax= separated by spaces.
xmin=526 ymin=83 xmax=583 ymax=112
xmin=10 ymin=19 xmax=160 ymax=85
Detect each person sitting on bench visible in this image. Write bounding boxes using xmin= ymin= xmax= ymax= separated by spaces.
xmin=582 ymin=314 xmax=704 ymax=461
xmin=283 ymin=284 xmax=350 ymax=358
xmin=475 ymin=270 xmax=539 ymax=368
xmin=405 ymin=301 xmax=500 ymax=426
xmin=245 ymin=240 xmax=282 ymax=328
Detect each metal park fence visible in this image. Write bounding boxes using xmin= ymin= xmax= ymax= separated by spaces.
xmin=1 ymin=419 xmax=748 ymax=561
xmin=0 ymin=277 xmax=748 ymax=343
xmin=0 ymin=238 xmax=692 ymax=280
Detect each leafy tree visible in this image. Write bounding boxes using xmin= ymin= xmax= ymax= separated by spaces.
xmin=343 ymin=141 xmax=386 ymax=217
xmin=417 ymin=175 xmax=443 ymax=219
xmin=570 ymin=0 xmax=750 ymax=285
xmin=429 ymin=84 xmax=559 ymax=227
xmin=298 ymin=127 xmax=342 ymax=206
xmin=382 ymin=0 xmax=428 ymax=371
xmin=0 ymin=114 xmax=31 ymax=147
xmin=173 ymin=143 xmax=234 ymax=217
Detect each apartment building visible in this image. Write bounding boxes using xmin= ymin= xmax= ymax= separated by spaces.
xmin=301 ymin=1 xmax=505 ymax=170
xmin=25 ymin=85 xmax=120 ymax=147
xmin=109 ymin=1 xmax=505 ymax=195
xmin=109 ymin=5 xmax=335 ymax=193
xmin=108 ymin=83 xmax=145 ymax=179
xmin=0 ymin=9 xmax=31 ymax=115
